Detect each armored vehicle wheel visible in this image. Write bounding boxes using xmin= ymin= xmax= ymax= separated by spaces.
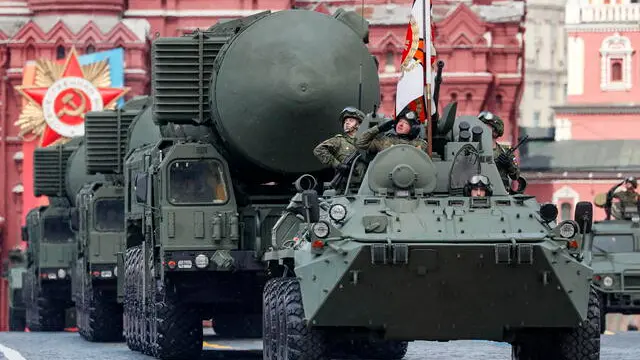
xmin=214 ymin=313 xmax=262 ymax=338
xmin=153 ymin=280 xmax=203 ymax=360
xmin=26 ymin=296 xmax=65 ymax=331
xmin=263 ymin=278 xmax=284 ymax=360
xmin=596 ymin=291 xmax=606 ymax=334
xmin=512 ymin=286 xmax=600 ymax=360
xmin=274 ymin=278 xmax=326 ymax=360
xmin=78 ymin=285 xmax=123 ymax=342
xmin=9 ymin=307 xmax=25 ymax=331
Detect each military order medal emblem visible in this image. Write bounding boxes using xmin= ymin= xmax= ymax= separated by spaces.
xmin=15 ymin=47 xmax=129 ymax=147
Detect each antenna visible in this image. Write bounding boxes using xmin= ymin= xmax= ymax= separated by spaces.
xmin=358 ymin=0 xmax=365 ymax=110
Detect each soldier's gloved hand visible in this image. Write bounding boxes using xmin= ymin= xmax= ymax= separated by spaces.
xmin=377 ymin=119 xmax=395 ymax=132
xmin=336 ymin=164 xmax=350 ymax=172
xmin=495 ymin=153 xmax=511 ymax=168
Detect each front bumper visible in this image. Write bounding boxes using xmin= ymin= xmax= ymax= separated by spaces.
xmin=163 ymin=250 xmax=264 ymax=272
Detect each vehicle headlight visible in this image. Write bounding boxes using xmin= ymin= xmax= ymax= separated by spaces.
xmin=312 ymin=221 xmax=330 ymax=239
xmin=603 ymin=276 xmax=614 ymax=287
xmin=195 ymin=254 xmax=209 ymax=269
xmin=558 ymin=221 xmax=577 ymax=238
xmin=57 ymin=269 xmax=66 ymax=279
xmin=329 ymin=204 xmax=347 ymax=222
xmin=113 ymin=266 xmax=118 ymax=277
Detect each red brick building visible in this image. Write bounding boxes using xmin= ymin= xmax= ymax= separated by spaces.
xmin=0 ymin=0 xmax=525 ymax=330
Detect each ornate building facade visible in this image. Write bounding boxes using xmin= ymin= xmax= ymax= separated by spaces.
xmin=0 ymin=0 xmax=525 ymax=330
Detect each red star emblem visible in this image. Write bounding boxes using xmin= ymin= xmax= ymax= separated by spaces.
xmin=16 ymin=48 xmax=129 ymax=147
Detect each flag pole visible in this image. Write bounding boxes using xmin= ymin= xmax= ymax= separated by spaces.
xmin=423 ymin=0 xmax=432 ymax=157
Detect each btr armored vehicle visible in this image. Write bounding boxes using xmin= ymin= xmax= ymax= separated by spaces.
xmin=591 ymin=191 xmax=640 ymax=332
xmin=6 ymin=245 xmax=26 ymax=331
xmin=22 ymin=201 xmax=76 ymax=331
xmin=117 ymin=8 xmax=380 ymax=359
xmin=264 ymin=107 xmax=600 ymax=360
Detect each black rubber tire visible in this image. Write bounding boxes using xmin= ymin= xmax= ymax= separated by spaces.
xmin=262 ymin=278 xmax=283 ymax=360
xmin=26 ymin=296 xmax=65 ymax=332
xmin=154 ymin=281 xmax=203 ymax=360
xmin=276 ymin=278 xmax=326 ymax=360
xmin=79 ymin=287 xmax=123 ymax=342
xmin=124 ymin=246 xmax=142 ymax=351
xmin=512 ymin=286 xmax=601 ymax=360
xmin=598 ymin=291 xmax=606 ymax=335
xmin=215 ymin=313 xmax=262 ymax=338
xmin=9 ymin=307 xmax=25 ymax=331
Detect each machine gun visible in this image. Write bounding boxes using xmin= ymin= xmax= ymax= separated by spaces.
xmin=505 ymin=134 xmax=529 ymax=158
xmin=431 ymin=60 xmax=445 ymax=124
xmin=500 ymin=134 xmax=530 ymax=195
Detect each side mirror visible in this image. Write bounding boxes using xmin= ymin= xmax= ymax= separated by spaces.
xmin=135 ymin=173 xmax=148 ymax=203
xmin=574 ymin=201 xmax=593 ymax=234
xmin=21 ymin=226 xmax=28 ymax=242
xmin=69 ymin=209 xmax=79 ymax=232
xmin=301 ymin=190 xmax=320 ymax=223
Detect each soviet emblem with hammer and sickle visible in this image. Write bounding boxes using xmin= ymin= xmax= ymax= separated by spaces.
xmin=57 ymin=89 xmax=87 ymax=119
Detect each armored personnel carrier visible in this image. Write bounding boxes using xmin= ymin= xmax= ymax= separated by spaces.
xmin=6 ymin=245 xmax=27 ymax=331
xmin=264 ymin=107 xmax=600 ymax=360
xmin=118 ymin=8 xmax=380 ymax=359
xmin=591 ymin=190 xmax=640 ymax=333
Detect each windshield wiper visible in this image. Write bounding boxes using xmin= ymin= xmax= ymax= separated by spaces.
xmin=593 ymin=245 xmax=610 ymax=254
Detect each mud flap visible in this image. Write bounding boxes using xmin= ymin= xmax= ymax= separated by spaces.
xmin=116 ymin=252 xmax=124 ymax=303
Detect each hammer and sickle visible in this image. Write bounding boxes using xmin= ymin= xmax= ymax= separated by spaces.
xmin=57 ymin=89 xmax=87 ymax=118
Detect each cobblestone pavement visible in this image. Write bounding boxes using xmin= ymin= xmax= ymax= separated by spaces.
xmin=0 ymin=331 xmax=637 ymax=360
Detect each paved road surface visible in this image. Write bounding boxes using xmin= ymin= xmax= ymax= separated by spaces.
xmin=0 ymin=331 xmax=637 ymax=360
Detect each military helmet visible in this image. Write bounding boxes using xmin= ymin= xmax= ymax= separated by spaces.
xmin=339 ymin=106 xmax=365 ymax=124
xmin=625 ymin=176 xmax=637 ymax=188
xmin=478 ymin=111 xmax=504 ymax=137
xmin=465 ymin=174 xmax=493 ymax=196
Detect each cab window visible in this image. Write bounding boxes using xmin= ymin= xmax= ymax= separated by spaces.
xmin=43 ymin=217 xmax=74 ymax=243
xmin=94 ymin=199 xmax=124 ymax=232
xmin=168 ymin=160 xmax=228 ymax=205
xmin=593 ymin=234 xmax=635 ymax=254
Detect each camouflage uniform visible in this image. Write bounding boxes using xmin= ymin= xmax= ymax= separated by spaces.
xmin=613 ymin=190 xmax=640 ymax=208
xmin=478 ymin=111 xmax=520 ymax=187
xmin=356 ymin=111 xmax=428 ymax=154
xmin=313 ymin=134 xmax=358 ymax=168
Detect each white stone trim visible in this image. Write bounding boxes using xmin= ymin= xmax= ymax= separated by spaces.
xmin=552 ymin=185 xmax=580 ymax=218
xmin=567 ymin=36 xmax=584 ymax=95
xmin=566 ymin=24 xmax=640 ymax=32
xmin=124 ymin=9 xmax=270 ymax=17
xmin=600 ymin=32 xmax=633 ymax=91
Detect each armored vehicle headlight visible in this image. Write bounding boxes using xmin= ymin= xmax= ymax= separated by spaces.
xmin=558 ymin=221 xmax=577 ymax=238
xmin=195 ymin=254 xmax=209 ymax=269
xmin=114 ymin=266 xmax=117 ymax=277
xmin=603 ymin=276 xmax=614 ymax=287
xmin=312 ymin=221 xmax=330 ymax=239
xmin=57 ymin=269 xmax=66 ymax=279
xmin=329 ymin=204 xmax=347 ymax=222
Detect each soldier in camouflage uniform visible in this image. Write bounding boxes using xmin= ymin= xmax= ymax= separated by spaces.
xmin=313 ymin=107 xmax=366 ymax=185
xmin=605 ymin=176 xmax=639 ymax=219
xmin=478 ymin=111 xmax=520 ymax=190
xmin=355 ymin=110 xmax=428 ymax=154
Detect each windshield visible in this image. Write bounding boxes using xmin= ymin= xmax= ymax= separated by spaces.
xmin=168 ymin=160 xmax=228 ymax=205
xmin=95 ymin=199 xmax=124 ymax=232
xmin=43 ymin=217 xmax=74 ymax=243
xmin=593 ymin=234 xmax=635 ymax=254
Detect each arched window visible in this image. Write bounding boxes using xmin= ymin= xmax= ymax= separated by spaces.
xmin=495 ymin=94 xmax=503 ymax=110
xmin=86 ymin=44 xmax=96 ymax=54
xmin=56 ymin=45 xmax=65 ymax=60
xmin=561 ymin=202 xmax=572 ymax=221
xmin=384 ymin=50 xmax=395 ymax=73
xmin=610 ymin=59 xmax=622 ymax=82
xmin=450 ymin=92 xmax=458 ymax=102
xmin=25 ymin=44 xmax=35 ymax=61
xmin=600 ymin=32 xmax=632 ymax=91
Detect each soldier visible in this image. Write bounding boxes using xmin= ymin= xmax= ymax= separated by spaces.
xmin=478 ymin=111 xmax=520 ymax=189
xmin=605 ymin=176 xmax=639 ymax=219
xmin=465 ymin=174 xmax=492 ymax=198
xmin=355 ymin=110 xmax=428 ymax=154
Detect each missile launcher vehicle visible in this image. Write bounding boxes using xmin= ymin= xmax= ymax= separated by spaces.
xmin=6 ymin=245 xmax=27 ymax=331
xmin=590 ymin=191 xmax=640 ymax=333
xmin=264 ymin=108 xmax=600 ymax=360
xmin=118 ymin=8 xmax=380 ymax=359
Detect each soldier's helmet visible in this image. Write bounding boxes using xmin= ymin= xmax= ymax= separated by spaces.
xmin=625 ymin=176 xmax=638 ymax=189
xmin=478 ymin=111 xmax=504 ymax=137
xmin=339 ymin=106 xmax=365 ymax=124
xmin=396 ymin=109 xmax=422 ymax=139
xmin=464 ymin=174 xmax=493 ymax=196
